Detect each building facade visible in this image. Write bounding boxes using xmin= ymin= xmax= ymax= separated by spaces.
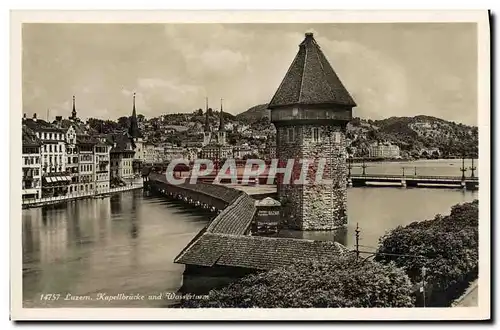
xmin=143 ymin=141 xmax=156 ymax=164
xmin=77 ymin=136 xmax=97 ymax=193
xmin=268 ymin=32 xmax=356 ymax=230
xmin=368 ymin=142 xmax=401 ymax=159
xmin=95 ymin=140 xmax=110 ymax=192
xmin=22 ymin=125 xmax=42 ymax=200
xmin=24 ymin=114 xmax=71 ymax=197
xmin=109 ymin=133 xmax=136 ymax=187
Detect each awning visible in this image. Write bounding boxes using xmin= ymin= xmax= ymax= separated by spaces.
xmin=45 ymin=177 xmax=53 ymax=183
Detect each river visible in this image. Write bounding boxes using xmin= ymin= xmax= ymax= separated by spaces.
xmin=22 ymin=159 xmax=478 ymax=307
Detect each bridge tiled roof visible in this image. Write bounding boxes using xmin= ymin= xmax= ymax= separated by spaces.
xmin=206 ymin=193 xmax=256 ymax=235
xmin=149 ymin=172 xmax=347 ymax=271
xmin=268 ymin=32 xmax=356 ymax=109
xmin=175 ymin=233 xmax=347 ymax=270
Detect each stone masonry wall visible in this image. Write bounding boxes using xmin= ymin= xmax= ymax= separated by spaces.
xmin=276 ymin=123 xmax=347 ymax=230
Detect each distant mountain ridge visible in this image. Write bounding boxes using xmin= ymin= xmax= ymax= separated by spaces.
xmin=236 ymin=104 xmax=478 ymax=158
xmin=235 ymin=103 xmax=270 ymax=122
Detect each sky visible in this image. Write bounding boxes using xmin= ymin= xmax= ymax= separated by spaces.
xmin=22 ymin=23 xmax=478 ymax=126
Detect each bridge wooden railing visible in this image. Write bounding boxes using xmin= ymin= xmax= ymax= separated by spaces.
xmin=148 ymin=172 xmax=241 ymax=205
xmin=350 ymin=174 xmax=479 ymax=181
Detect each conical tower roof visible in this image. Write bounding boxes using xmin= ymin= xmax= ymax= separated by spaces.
xmin=269 ymin=32 xmax=356 ymax=109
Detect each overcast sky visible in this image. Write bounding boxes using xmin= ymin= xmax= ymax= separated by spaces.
xmin=22 ymin=23 xmax=477 ymax=126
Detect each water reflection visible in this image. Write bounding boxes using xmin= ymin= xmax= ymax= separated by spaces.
xmin=22 ymin=190 xmax=212 ymax=307
xmin=22 ymin=180 xmax=478 ymax=307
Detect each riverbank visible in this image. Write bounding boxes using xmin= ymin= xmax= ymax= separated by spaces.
xmin=22 ymin=183 xmax=144 ymax=209
xmin=452 ymin=279 xmax=479 ymax=307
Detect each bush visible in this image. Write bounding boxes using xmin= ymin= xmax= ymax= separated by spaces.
xmin=182 ymin=253 xmax=415 ymax=308
xmin=375 ymin=200 xmax=478 ymax=306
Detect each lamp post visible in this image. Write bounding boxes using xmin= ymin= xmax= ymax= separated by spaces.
xmin=421 ymin=266 xmax=427 ymax=308
xmin=414 ymin=166 xmax=417 ymax=176
xmin=402 ymin=167 xmax=405 ymax=177
xmin=347 ymin=157 xmax=352 ymax=178
xmin=460 ymin=155 xmax=467 ymax=181
xmin=469 ymin=158 xmax=476 ymax=178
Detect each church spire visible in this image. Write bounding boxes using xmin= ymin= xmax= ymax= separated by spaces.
xmin=128 ymin=92 xmax=141 ymax=139
xmin=71 ymin=95 xmax=77 ymax=120
xmin=219 ymin=98 xmax=225 ymax=132
xmin=204 ymin=97 xmax=210 ymax=132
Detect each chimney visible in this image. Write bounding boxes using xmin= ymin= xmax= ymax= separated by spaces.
xmin=33 ymin=113 xmax=37 ymax=121
xmin=54 ymin=116 xmax=62 ymax=128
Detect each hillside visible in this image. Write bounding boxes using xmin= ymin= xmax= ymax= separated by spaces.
xmin=236 ymin=104 xmax=478 ymax=158
xmin=347 ymin=115 xmax=478 ymax=158
xmin=235 ymin=103 xmax=270 ymax=122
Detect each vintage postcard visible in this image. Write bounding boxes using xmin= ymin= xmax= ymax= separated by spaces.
xmin=10 ymin=10 xmax=490 ymax=321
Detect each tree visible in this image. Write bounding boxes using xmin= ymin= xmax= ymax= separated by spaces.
xmin=182 ymin=254 xmax=415 ymax=308
xmin=375 ymin=200 xmax=478 ymax=307
xmin=87 ymin=118 xmax=119 ymax=134
xmin=117 ymin=116 xmax=130 ymax=129
xmin=137 ymin=114 xmax=145 ymax=122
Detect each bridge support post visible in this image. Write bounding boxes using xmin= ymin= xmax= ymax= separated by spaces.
xmin=347 ymin=178 xmax=353 ymax=187
xmin=401 ymin=179 xmax=407 ymax=188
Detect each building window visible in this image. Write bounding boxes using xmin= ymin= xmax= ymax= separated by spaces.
xmin=312 ymin=127 xmax=321 ymax=142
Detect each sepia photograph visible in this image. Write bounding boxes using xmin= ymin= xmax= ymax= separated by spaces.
xmin=9 ymin=10 xmax=490 ymax=321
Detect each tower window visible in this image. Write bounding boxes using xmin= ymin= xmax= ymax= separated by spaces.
xmin=287 ymin=127 xmax=295 ymax=143
xmin=333 ymin=132 xmax=341 ymax=143
xmin=312 ymin=128 xmax=321 ymax=142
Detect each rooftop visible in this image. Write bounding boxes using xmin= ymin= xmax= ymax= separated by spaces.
xmin=22 ymin=125 xmax=42 ymax=147
xmin=23 ymin=118 xmax=64 ymax=133
xmin=268 ymin=32 xmax=356 ymax=109
xmin=143 ymin=171 xmax=349 ymax=271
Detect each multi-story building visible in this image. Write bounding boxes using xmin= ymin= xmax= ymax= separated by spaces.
xmin=154 ymin=146 xmax=165 ymax=163
xmin=95 ymin=139 xmax=111 ymax=192
xmin=164 ymin=145 xmax=185 ymax=161
xmin=22 ymin=125 xmax=42 ymax=200
xmin=77 ymin=135 xmax=97 ymax=193
xmin=143 ymin=141 xmax=156 ymax=164
xmin=64 ymin=124 xmax=79 ymax=194
xmin=232 ymin=144 xmax=253 ymax=159
xmin=24 ymin=113 xmax=70 ymax=197
xmin=368 ymin=142 xmax=401 ymax=159
xmin=109 ymin=132 xmax=136 ymax=187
